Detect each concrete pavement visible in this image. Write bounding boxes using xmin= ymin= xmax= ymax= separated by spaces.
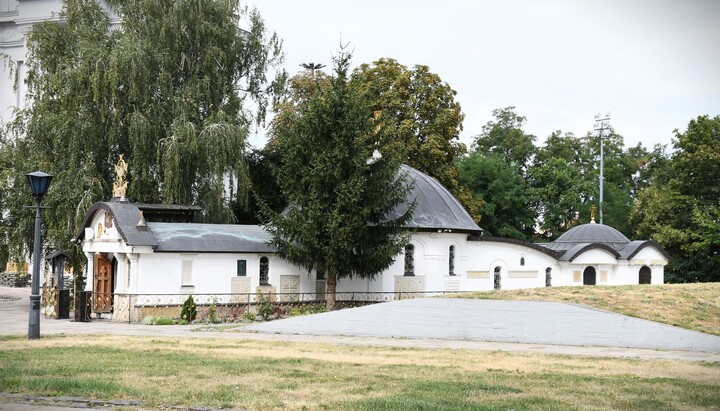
xmin=1 ymin=286 xmax=719 ymax=363
xmin=245 ymin=297 xmax=720 ymax=352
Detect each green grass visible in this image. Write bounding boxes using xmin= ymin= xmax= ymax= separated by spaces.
xmin=455 ymin=283 xmax=720 ymax=336
xmin=0 ymin=335 xmax=718 ymax=410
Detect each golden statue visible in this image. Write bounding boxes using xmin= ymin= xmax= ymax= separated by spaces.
xmin=590 ymin=204 xmax=597 ymax=223
xmin=112 ymin=155 xmax=128 ymax=199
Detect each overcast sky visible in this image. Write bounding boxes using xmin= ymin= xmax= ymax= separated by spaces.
xmin=249 ymin=0 xmax=720 ymax=151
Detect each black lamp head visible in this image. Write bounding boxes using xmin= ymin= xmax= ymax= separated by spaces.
xmin=26 ymin=171 xmax=53 ymax=201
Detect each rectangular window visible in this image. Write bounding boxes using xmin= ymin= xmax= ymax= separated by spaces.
xmin=181 ymin=260 xmax=193 ymax=286
xmin=0 ymin=0 xmax=20 ymax=13
xmin=236 ymin=259 xmax=247 ymax=277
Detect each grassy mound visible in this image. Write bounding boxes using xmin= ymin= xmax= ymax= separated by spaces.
xmin=456 ymin=283 xmax=720 ymax=336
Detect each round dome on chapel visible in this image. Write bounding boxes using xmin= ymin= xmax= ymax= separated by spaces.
xmin=553 ymin=222 xmax=630 ymax=250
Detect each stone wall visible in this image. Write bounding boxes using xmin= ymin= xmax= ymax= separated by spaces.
xmin=0 ymin=272 xmax=30 ymax=287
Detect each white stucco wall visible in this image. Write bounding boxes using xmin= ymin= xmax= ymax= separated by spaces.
xmin=133 ymin=252 xmax=321 ymax=295
xmin=1 ymin=0 xmax=64 ymax=123
xmin=466 ymin=240 xmax=559 ymax=291
xmin=78 ymin=203 xmax=670 ymax=315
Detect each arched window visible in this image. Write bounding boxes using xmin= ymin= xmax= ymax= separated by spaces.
xmin=639 ymin=266 xmax=651 ymax=284
xmin=404 ymin=244 xmax=415 ymax=276
xmin=545 ymin=267 xmax=552 ymax=287
xmin=448 ymin=245 xmax=455 ymax=276
xmin=520 ymin=257 xmax=525 ymax=266
xmin=493 ymin=266 xmax=501 ymax=290
xmin=259 ymin=257 xmax=269 ymax=285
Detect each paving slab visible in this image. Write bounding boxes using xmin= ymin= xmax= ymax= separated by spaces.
xmin=244 ymin=298 xmax=720 ymax=352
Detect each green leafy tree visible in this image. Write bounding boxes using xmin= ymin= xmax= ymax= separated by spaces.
xmin=462 ymin=107 xmax=537 ymax=238
xmin=528 ymin=131 xmax=589 ymax=239
xmin=0 ymin=0 xmax=284 ymax=266
xmin=458 ymin=152 xmax=536 ymax=239
xmin=529 ymin=129 xmax=647 ymax=239
xmin=472 ymin=107 xmax=537 ymax=173
xmin=631 ymin=115 xmax=720 ymax=282
xmin=261 ymin=50 xmax=414 ymax=310
xmin=672 ymin=115 xmax=720 ymax=203
xmin=350 ymin=58 xmax=480 ymax=220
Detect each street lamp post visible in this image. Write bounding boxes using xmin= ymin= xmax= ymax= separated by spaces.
xmin=26 ymin=171 xmax=53 ymax=340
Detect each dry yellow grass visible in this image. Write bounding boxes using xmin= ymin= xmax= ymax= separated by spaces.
xmin=4 ymin=335 xmax=718 ymax=384
xmin=1 ymin=335 xmax=719 ymax=410
xmin=456 ymin=283 xmax=720 ymax=336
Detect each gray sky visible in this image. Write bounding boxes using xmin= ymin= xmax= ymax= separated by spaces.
xmin=249 ymin=0 xmax=720 ymax=151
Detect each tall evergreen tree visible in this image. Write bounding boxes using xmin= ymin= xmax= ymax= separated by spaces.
xmin=0 ymin=0 xmax=284 ymax=266
xmin=261 ymin=49 xmax=414 ymax=310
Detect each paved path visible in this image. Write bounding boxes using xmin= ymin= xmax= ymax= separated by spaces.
xmin=2 ymin=286 xmax=720 ymax=363
xmin=245 ymin=297 xmax=720 ymax=352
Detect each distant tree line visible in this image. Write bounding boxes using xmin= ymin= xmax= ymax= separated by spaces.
xmin=456 ymin=108 xmax=720 ymax=283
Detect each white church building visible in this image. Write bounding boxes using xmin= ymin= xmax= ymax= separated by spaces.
xmin=74 ymin=164 xmax=668 ymax=321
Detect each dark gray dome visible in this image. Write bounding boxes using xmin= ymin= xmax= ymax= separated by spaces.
xmin=388 ymin=165 xmax=482 ymax=234
xmin=548 ymin=222 xmax=630 ymax=251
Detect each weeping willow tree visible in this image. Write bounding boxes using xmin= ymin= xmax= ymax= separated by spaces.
xmin=0 ymin=0 xmax=284 ymax=267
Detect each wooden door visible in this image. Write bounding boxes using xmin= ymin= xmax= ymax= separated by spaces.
xmin=583 ymin=267 xmax=596 ymax=286
xmin=94 ymin=255 xmax=113 ymax=313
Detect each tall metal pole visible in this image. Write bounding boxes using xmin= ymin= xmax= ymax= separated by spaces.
xmin=600 ymin=133 xmax=604 ymax=224
xmin=593 ymin=113 xmax=611 ymax=225
xmin=28 ymin=199 xmax=42 ymax=339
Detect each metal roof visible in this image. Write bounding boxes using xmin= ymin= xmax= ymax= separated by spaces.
xmin=74 ymin=201 xmax=158 ymax=247
xmin=557 ymin=243 xmax=621 ymax=262
xmin=76 ymin=164 xmax=485 ymax=252
xmin=387 ymin=165 xmax=483 ymax=234
xmin=545 ymin=222 xmax=630 ymax=251
xmin=147 ymin=223 xmax=274 ymax=253
xmin=619 ymin=240 xmax=672 ymax=261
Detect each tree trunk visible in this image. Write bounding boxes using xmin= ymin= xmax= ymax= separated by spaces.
xmin=326 ymin=274 xmax=337 ymax=311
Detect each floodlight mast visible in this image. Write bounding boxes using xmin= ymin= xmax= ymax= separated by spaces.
xmin=300 ymin=62 xmax=326 ymax=80
xmin=593 ymin=113 xmax=611 ymax=224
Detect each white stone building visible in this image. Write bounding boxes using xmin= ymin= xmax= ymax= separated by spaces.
xmin=0 ymin=0 xmax=117 ymax=124
xmin=74 ymin=165 xmax=668 ymax=321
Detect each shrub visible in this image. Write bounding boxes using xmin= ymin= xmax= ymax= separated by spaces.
xmin=242 ymin=310 xmax=256 ymax=322
xmin=257 ymin=292 xmax=274 ymax=321
xmin=288 ymin=305 xmax=327 ymax=316
xmin=208 ymin=303 xmax=219 ymax=323
xmin=181 ymin=295 xmax=197 ymax=322
xmin=143 ymin=316 xmax=176 ymax=325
